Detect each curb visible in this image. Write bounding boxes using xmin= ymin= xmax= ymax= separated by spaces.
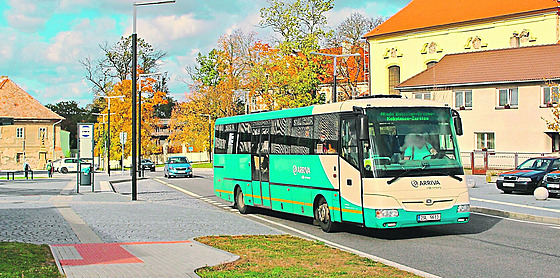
xmin=471 ymin=206 xmax=560 ymax=225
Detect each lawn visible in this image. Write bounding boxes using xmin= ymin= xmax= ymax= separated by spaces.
xmin=0 ymin=242 xmax=63 ymax=277
xmin=196 ymin=235 xmax=419 ymax=278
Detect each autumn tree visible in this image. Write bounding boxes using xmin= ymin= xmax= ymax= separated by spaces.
xmin=81 ymin=36 xmax=166 ymax=95
xmin=319 ymin=13 xmax=386 ymax=101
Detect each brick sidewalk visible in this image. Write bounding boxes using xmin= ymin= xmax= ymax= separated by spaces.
xmin=0 ymin=173 xmax=282 ymax=277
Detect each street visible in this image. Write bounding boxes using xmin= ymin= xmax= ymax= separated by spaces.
xmin=152 ymin=168 xmax=560 ymax=278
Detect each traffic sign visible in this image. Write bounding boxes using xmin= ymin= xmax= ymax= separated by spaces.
xmin=120 ymin=132 xmax=127 ymax=145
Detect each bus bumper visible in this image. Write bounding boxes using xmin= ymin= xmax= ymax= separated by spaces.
xmin=363 ymin=205 xmax=470 ymax=229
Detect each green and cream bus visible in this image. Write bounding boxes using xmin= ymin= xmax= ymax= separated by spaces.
xmin=213 ymin=96 xmax=470 ymax=232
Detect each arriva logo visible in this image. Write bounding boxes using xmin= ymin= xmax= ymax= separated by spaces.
xmin=293 ymin=165 xmax=311 ymax=175
xmin=411 ymin=180 xmax=441 ymax=188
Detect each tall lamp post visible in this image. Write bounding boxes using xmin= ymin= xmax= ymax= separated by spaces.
xmin=92 ymin=112 xmax=114 ymax=172
xmin=310 ymin=52 xmax=360 ymax=103
xmin=96 ymin=95 xmax=124 ymax=176
xmin=132 ymin=0 xmax=175 ymax=200
xmin=201 ymin=114 xmax=212 ymax=163
xmin=138 ymin=72 xmax=163 ymax=177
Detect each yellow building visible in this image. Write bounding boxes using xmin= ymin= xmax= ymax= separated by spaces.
xmin=0 ymin=77 xmax=65 ymax=170
xmin=364 ymin=0 xmax=559 ymax=95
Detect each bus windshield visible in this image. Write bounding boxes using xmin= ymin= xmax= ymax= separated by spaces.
xmin=363 ymin=107 xmax=463 ymax=178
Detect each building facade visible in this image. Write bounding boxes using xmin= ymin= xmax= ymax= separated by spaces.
xmin=365 ymin=0 xmax=560 ymax=95
xmin=0 ymin=77 xmax=65 ymax=170
xmin=396 ymin=44 xmax=560 ymax=153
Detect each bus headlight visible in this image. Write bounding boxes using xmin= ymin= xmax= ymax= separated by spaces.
xmin=457 ymin=204 xmax=470 ymax=213
xmin=376 ymin=209 xmax=399 ymax=218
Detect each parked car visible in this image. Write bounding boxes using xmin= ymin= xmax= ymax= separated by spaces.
xmin=496 ymin=157 xmax=560 ymax=194
xmin=53 ymin=158 xmax=87 ymax=174
xmin=141 ymin=159 xmax=156 ymax=172
xmin=164 ymin=156 xmax=193 ymax=178
xmin=543 ymin=171 xmax=560 ymax=197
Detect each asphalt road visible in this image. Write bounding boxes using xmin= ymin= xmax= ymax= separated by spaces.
xmin=147 ymin=169 xmax=560 ymax=278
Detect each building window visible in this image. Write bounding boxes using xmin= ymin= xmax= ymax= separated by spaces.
xmin=39 ymin=127 xmax=47 ymax=139
xmin=16 ymin=127 xmax=24 ymax=138
xmin=413 ymin=92 xmax=431 ymax=100
xmin=388 ymin=65 xmax=400 ymax=95
xmin=498 ymin=88 xmax=518 ymax=108
xmin=455 ymin=90 xmax=472 ymax=109
xmin=476 ymin=132 xmax=495 ymax=150
xmin=426 ymin=61 xmax=437 ymax=68
xmin=543 ymin=86 xmax=559 ymax=107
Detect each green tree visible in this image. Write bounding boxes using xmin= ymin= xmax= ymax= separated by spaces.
xmin=260 ymin=0 xmax=334 ymax=52
xmin=46 ymin=101 xmax=99 ymax=149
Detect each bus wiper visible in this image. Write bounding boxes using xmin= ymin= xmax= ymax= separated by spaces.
xmin=433 ymin=171 xmax=463 ymax=182
xmin=386 ymin=167 xmax=424 ymax=185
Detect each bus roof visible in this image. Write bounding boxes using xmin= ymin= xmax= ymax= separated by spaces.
xmin=215 ymin=97 xmax=449 ymax=125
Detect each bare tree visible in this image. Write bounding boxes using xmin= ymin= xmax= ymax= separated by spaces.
xmin=328 ymin=12 xmax=386 ymax=48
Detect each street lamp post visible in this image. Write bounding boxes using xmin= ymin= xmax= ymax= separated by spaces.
xmin=132 ymin=0 xmax=175 ymax=200
xmin=92 ymin=112 xmax=115 ymax=172
xmin=95 ymin=96 xmax=124 ymax=176
xmin=310 ymin=52 xmax=361 ymax=103
xmin=201 ymin=114 xmax=212 ymax=163
xmin=137 ymin=72 xmax=163 ymax=177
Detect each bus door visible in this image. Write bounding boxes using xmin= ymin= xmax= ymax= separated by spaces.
xmin=338 ymin=116 xmax=365 ymax=224
xmin=251 ymin=126 xmax=271 ymax=207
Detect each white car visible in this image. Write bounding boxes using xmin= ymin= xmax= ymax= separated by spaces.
xmin=53 ymin=158 xmax=82 ymax=174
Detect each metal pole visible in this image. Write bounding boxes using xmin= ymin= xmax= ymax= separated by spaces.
xmin=138 ymin=78 xmax=142 ymax=177
xmin=333 ymin=57 xmax=337 ymax=103
xmin=107 ymin=101 xmax=111 ymax=176
xmin=132 ymin=30 xmax=138 ymax=201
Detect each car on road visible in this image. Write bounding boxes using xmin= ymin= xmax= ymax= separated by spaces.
xmin=53 ymin=158 xmax=87 ymax=174
xmin=141 ymin=159 xmax=156 ymax=172
xmin=496 ymin=157 xmax=560 ymax=194
xmin=164 ymin=156 xmax=193 ymax=178
xmin=543 ymin=171 xmax=560 ymax=197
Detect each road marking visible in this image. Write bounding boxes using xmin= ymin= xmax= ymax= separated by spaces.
xmin=156 ymin=178 xmax=439 ymax=278
xmin=471 ymin=197 xmax=560 ymax=213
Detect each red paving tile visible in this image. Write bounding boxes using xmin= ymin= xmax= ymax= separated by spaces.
xmin=53 ymin=241 xmax=191 ymax=266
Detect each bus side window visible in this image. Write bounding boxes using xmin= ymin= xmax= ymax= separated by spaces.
xmin=237 ymin=123 xmax=251 ymax=154
xmin=314 ymin=113 xmax=339 ymax=155
xmin=341 ymin=118 xmax=359 ymax=168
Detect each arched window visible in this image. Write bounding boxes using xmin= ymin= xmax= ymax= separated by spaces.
xmin=426 ymin=61 xmax=437 ymax=68
xmin=388 ymin=65 xmax=400 ymax=95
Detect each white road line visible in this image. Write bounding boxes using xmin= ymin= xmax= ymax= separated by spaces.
xmin=155 ymin=177 xmax=439 ymax=278
xmin=471 ymin=197 xmax=560 ymax=213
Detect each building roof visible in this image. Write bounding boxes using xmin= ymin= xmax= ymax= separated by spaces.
xmin=364 ymin=0 xmax=558 ymax=38
xmin=396 ymin=44 xmax=560 ymax=90
xmin=0 ymin=77 xmax=64 ymax=120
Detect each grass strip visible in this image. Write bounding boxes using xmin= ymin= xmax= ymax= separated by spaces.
xmin=192 ymin=162 xmax=213 ymax=168
xmin=196 ymin=235 xmax=419 ymax=278
xmin=0 ymin=242 xmax=63 ymax=277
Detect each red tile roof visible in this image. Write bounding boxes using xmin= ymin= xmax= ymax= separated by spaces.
xmin=396 ymin=44 xmax=560 ymax=89
xmin=0 ymin=77 xmax=64 ymax=120
xmin=365 ymin=0 xmax=559 ymax=38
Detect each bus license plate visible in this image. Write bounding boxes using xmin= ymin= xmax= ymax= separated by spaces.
xmin=417 ymin=214 xmax=441 ymax=222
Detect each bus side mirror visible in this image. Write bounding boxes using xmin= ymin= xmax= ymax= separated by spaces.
xmin=359 ymin=114 xmax=369 ymax=141
xmin=452 ymin=109 xmax=463 ymax=136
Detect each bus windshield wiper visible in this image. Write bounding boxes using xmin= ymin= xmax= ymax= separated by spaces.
xmin=387 ymin=167 xmax=424 ymax=185
xmin=433 ymin=171 xmax=463 ymax=182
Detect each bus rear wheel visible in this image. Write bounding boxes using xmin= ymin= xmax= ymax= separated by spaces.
xmin=315 ymin=197 xmax=336 ymax=233
xmin=235 ymin=187 xmax=252 ymax=214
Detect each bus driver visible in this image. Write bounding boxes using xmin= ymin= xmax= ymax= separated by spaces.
xmin=403 ymin=134 xmax=437 ymax=160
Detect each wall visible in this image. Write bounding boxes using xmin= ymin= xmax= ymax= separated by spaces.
xmin=368 ymin=12 xmax=558 ymax=94
xmin=0 ymin=121 xmax=63 ymax=170
xmin=402 ymin=84 xmax=554 ymax=153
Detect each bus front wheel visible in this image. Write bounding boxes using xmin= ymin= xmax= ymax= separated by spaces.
xmin=315 ymin=197 xmax=336 ymax=233
xmin=235 ymin=187 xmax=252 ymax=214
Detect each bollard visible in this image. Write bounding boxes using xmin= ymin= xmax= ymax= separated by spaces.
xmin=534 ymin=187 xmax=548 ymax=200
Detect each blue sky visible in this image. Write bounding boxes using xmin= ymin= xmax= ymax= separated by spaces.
xmin=0 ymin=0 xmax=408 ymax=106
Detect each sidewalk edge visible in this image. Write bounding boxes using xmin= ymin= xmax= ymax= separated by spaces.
xmin=471 ymin=206 xmax=560 ymax=225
